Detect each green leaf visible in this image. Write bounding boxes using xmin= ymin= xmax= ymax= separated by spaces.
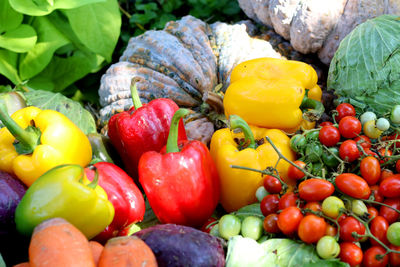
xmin=26 ymin=50 xmax=103 ymax=92
xmin=19 ymin=16 xmax=69 ymax=80
xmin=9 ymin=0 xmax=105 ymax=16
xmin=233 ymin=203 xmax=264 ymax=221
xmin=0 ymin=24 xmax=37 ymax=53
xmin=23 ymin=89 xmax=97 ymax=134
xmin=0 ymin=49 xmax=21 ymax=84
xmin=0 ymin=0 xmax=23 ymax=32
xmin=64 ymin=0 xmax=121 ymax=62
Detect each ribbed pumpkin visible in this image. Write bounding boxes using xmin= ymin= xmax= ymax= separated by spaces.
xmin=99 ymin=15 xmax=323 ymax=143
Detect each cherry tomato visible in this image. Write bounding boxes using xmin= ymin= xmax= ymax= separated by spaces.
xmin=335 ymin=173 xmax=371 ymax=199
xmin=335 ymin=103 xmax=356 ymax=122
xmin=354 ymin=135 xmax=371 ymax=149
xmin=287 ymin=161 xmax=306 ymax=180
xmin=320 ymin=121 xmax=334 ymax=127
xmin=298 ymin=179 xmax=334 ymax=202
xmin=298 ymin=214 xmax=327 ymax=244
xmin=319 ymin=125 xmax=341 ymax=147
xmin=218 ymin=214 xmax=241 ymax=240
xmin=370 ymin=216 xmax=389 ymax=246
xmin=304 ymin=201 xmax=322 ymax=215
xmin=278 ymin=192 xmax=298 ymax=210
xmin=263 ymin=213 xmax=280 ymax=234
xmin=364 ymin=147 xmax=378 ymax=157
xmin=360 ymin=156 xmax=381 ymax=185
xmin=316 ymin=236 xmax=340 ymax=259
xmin=339 ymin=216 xmax=366 ymax=242
xmin=379 ymin=174 xmax=400 ymax=198
xmin=389 ymin=244 xmax=400 ymax=267
xmin=277 ymin=206 xmax=303 ymax=235
xmin=381 ymin=169 xmax=394 ymax=182
xmin=362 ymin=246 xmax=388 ymax=267
xmin=290 ymin=134 xmax=307 ymax=153
xmin=364 ymin=120 xmax=383 ymax=139
xmin=339 ymin=116 xmax=361 ymax=139
xmin=325 ymin=224 xmax=337 ymax=237
xmin=396 ymin=160 xmax=400 ymax=173
xmin=379 ymin=198 xmax=400 ymax=224
xmin=305 ymin=143 xmax=323 ymax=162
xmin=260 ymin=194 xmax=279 ymax=217
xmin=200 ymin=217 xmax=218 ymax=233
xmin=241 ymin=216 xmax=264 ymax=240
xmin=339 ymin=140 xmax=360 ymax=162
xmin=322 ymin=147 xmax=340 ymax=168
xmin=339 ymin=242 xmax=363 ymax=267
xmin=322 ymin=196 xmax=345 ymax=219
xmin=378 ymin=148 xmax=392 ymax=163
xmin=387 ymin=222 xmax=400 ymax=246
xmin=263 ymin=175 xmax=282 ymax=194
xmin=306 ymin=131 xmax=320 ymax=142
xmin=370 ymin=185 xmax=384 ymax=203
xmin=367 ymin=206 xmax=379 ymax=219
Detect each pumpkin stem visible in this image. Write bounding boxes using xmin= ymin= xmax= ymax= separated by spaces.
xmin=166 ymin=109 xmax=190 ymax=153
xmin=229 ymin=115 xmax=256 ymax=149
xmin=202 ymin=91 xmax=224 ymax=114
xmin=130 ymin=79 xmax=142 ymax=109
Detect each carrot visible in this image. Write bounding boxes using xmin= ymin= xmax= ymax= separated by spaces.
xmin=28 ymin=218 xmax=95 ymax=267
xmin=89 ymin=240 xmax=103 ymax=265
xmin=13 ymin=263 xmax=30 ymax=267
xmin=98 ymin=236 xmax=157 ymax=267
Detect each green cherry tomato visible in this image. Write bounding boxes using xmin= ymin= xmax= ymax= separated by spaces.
xmin=387 ymin=222 xmax=400 ymax=246
xmin=290 ymin=134 xmax=307 ymax=153
xmin=255 ymin=186 xmax=269 ymax=202
xmin=346 ymin=199 xmax=368 ymax=217
xmin=219 ymin=214 xmax=241 ymax=240
xmin=306 ymin=130 xmax=320 ymax=142
xmin=376 ymin=118 xmax=390 ymax=131
xmin=305 ymin=143 xmax=323 ymax=162
xmin=322 ymin=147 xmax=340 ymax=168
xmin=322 ymin=196 xmax=345 ymax=219
xmin=360 ymin=111 xmax=377 ymax=125
xmin=316 ymin=236 xmax=341 ymax=259
xmin=310 ymin=162 xmax=324 ymax=176
xmin=241 ymin=216 xmax=264 ymax=240
xmin=391 ymin=105 xmax=400 ymax=124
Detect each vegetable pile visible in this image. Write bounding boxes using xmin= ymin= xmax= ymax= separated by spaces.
xmin=1 ymin=5 xmax=400 ymax=267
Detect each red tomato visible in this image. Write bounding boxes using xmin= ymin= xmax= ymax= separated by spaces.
xmin=260 ymin=194 xmax=280 ymax=217
xmin=263 ymin=175 xmax=282 ymax=194
xmin=303 ymin=201 xmax=322 ymax=215
xmin=339 ymin=140 xmax=360 ymax=162
xmin=381 ymin=169 xmax=394 ymax=182
xmin=263 ymin=213 xmax=280 ymax=234
xmin=277 ymin=206 xmax=303 ymax=235
xmin=335 ymin=173 xmax=371 ymax=199
xmin=338 ymin=116 xmax=361 ymax=139
xmin=339 ymin=242 xmax=363 ymax=267
xmin=339 ymin=216 xmax=366 ymax=242
xmin=370 ymin=185 xmax=384 ymax=203
xmin=367 ymin=206 xmax=379 ymax=219
xmin=200 ymin=217 xmax=217 ymax=233
xmin=378 ymin=148 xmax=392 ymax=161
xmin=278 ymin=192 xmax=298 ymax=210
xmin=360 ymin=156 xmax=381 ymax=185
xmin=370 ymin=216 xmax=389 ymax=246
xmin=354 ymin=135 xmax=371 ymax=149
xmin=379 ymin=198 xmax=400 ymax=224
xmin=319 ymin=121 xmax=334 ymax=127
xmin=389 ymin=244 xmax=400 ymax=267
xmin=319 ymin=125 xmax=341 ymax=147
xmin=325 ymin=224 xmax=337 ymax=237
xmin=287 ymin=161 xmax=306 ymax=180
xmin=298 ymin=214 xmax=326 ymax=244
xmin=379 ymin=174 xmax=400 ymax=198
xmin=362 ymin=246 xmax=388 ymax=267
xmin=335 ymin=103 xmax=356 ymax=122
xmin=298 ymin=179 xmax=334 ymax=202
xmin=364 ymin=148 xmax=378 ymax=157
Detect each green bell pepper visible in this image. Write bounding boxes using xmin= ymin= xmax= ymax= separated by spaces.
xmin=14 ymin=164 xmax=114 ymax=239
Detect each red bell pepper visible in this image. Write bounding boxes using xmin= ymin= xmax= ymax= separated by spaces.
xmin=138 ymin=109 xmax=220 ymax=227
xmin=85 ymin=162 xmax=145 ymax=243
xmin=108 ymin=81 xmax=187 ymax=179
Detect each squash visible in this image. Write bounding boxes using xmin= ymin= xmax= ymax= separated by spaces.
xmin=238 ymin=0 xmax=400 ymax=64
xmin=99 ymin=15 xmax=323 ymax=143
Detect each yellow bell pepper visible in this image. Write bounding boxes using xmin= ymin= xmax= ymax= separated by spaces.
xmin=0 ymin=106 xmax=92 ymax=186
xmin=224 ymin=57 xmax=324 ymax=130
xmin=210 ymin=115 xmax=296 ymax=212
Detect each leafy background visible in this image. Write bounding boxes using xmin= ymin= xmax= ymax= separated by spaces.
xmin=0 ymin=0 xmax=244 ymax=106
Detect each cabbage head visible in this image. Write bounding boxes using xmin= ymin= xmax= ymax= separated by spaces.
xmin=327 ymin=15 xmax=400 ymax=117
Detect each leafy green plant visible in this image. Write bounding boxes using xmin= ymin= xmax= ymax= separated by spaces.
xmin=0 ymin=0 xmax=121 ymax=93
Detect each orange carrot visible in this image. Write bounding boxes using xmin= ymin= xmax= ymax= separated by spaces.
xmin=98 ymin=236 xmax=157 ymax=267
xmin=13 ymin=263 xmax=30 ymax=267
xmin=89 ymin=240 xmax=104 ymax=265
xmin=29 ymin=218 xmax=95 ymax=267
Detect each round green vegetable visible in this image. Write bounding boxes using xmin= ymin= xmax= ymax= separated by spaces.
xmin=360 ymin=111 xmax=377 ymax=125
xmin=290 ymin=134 xmax=306 ymax=153
xmin=322 ymin=147 xmax=340 ymax=168
xmin=376 ymin=118 xmax=390 ymax=131
xmin=255 ymin=186 xmax=269 ymax=202
xmin=391 ymin=105 xmax=400 ymax=124
xmin=322 ymin=196 xmax=345 ymax=218
xmin=387 ymin=222 xmax=400 ymax=246
xmin=305 ymin=143 xmax=323 ymax=162
xmin=241 ymin=216 xmax=263 ymax=240
xmin=316 ymin=236 xmax=340 ymax=259
xmin=219 ymin=214 xmax=241 ymax=240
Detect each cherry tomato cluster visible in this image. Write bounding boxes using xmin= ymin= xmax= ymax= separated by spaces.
xmin=258 ymin=103 xmax=400 ymax=267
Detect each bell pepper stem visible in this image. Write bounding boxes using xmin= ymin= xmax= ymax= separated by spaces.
xmin=87 ymin=133 xmax=114 ymax=164
xmin=300 ymin=96 xmax=325 ymax=122
xmin=130 ymin=80 xmax=142 ymax=109
xmin=87 ymin=167 xmax=99 ymax=189
xmin=0 ymin=101 xmax=40 ymax=154
xmin=229 ymin=115 xmax=256 ymax=149
xmin=166 ymin=109 xmax=190 ymax=153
